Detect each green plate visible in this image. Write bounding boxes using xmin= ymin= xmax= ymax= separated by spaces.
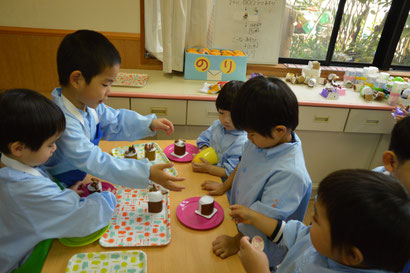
xmin=58 ymin=223 xmax=110 ymax=247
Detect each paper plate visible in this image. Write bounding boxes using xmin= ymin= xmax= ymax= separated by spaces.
xmin=176 ymin=197 xmax=224 ymax=230
xmin=164 ymin=143 xmax=199 ymax=162
xmin=59 ymin=223 xmax=110 ymax=247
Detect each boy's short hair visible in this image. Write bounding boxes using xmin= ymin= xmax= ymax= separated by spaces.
xmin=215 ymin=81 xmax=244 ymax=111
xmin=389 ymin=115 xmax=410 ymax=163
xmin=318 ymin=169 xmax=410 ymax=272
xmin=57 ymin=30 xmax=121 ymax=86
xmin=231 ymin=76 xmax=298 ymax=136
xmin=0 ymin=89 xmax=66 ymax=154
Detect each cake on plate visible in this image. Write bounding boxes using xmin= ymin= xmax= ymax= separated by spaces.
xmin=124 ymin=145 xmax=138 ymax=159
xmin=174 ymin=139 xmax=186 ymax=156
xmin=144 ymin=143 xmax=156 ymax=161
xmin=88 ymin=178 xmax=102 ymax=194
xmin=148 ymin=185 xmax=163 ymax=213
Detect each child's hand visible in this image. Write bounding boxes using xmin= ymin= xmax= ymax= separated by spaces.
xmin=149 ymin=163 xmax=185 ymax=191
xmin=106 ymin=187 xmax=117 ymax=195
xmin=150 ymin=118 xmax=174 ymax=135
xmin=238 ymin=237 xmax=270 ymax=273
xmin=191 ymin=157 xmax=211 ymax=173
xmin=229 ymin=204 xmax=255 ymax=225
xmin=201 ymin=180 xmax=225 ymax=195
xmin=69 ymin=180 xmax=87 ymax=196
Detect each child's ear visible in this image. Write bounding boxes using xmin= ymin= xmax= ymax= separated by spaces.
xmin=271 ymin=125 xmax=288 ymax=139
xmin=9 ymin=141 xmax=26 ymax=157
xmin=341 ymin=246 xmax=364 ymax=267
xmin=69 ymin=70 xmax=84 ymax=89
xmin=382 ymin=151 xmax=399 ymax=173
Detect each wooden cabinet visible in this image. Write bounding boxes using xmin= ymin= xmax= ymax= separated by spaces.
xmin=344 ymin=109 xmax=395 ymax=134
xmin=187 ymin=101 xmax=218 ymax=126
xmin=131 ymin=98 xmax=187 ymax=125
xmin=298 ymin=106 xmax=349 ymax=132
xmin=104 ymin=97 xmax=130 ymax=109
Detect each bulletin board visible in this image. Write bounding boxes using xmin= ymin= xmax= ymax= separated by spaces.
xmin=213 ymin=0 xmax=285 ymax=65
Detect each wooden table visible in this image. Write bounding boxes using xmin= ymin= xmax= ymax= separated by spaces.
xmin=41 ymin=140 xmax=245 ymax=273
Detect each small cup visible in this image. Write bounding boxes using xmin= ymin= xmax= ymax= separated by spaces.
xmin=193 ymin=147 xmax=218 ymax=164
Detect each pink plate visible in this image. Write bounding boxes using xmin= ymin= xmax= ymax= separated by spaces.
xmin=176 ymin=197 xmax=224 ymax=230
xmin=164 ymin=143 xmax=199 ymax=163
xmin=80 ymin=182 xmax=116 ymax=198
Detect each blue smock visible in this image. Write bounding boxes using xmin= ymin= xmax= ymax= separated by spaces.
xmin=230 ymin=132 xmax=312 ymax=268
xmin=0 ymin=154 xmax=116 ymax=273
xmin=196 ymin=120 xmax=247 ymax=178
xmin=46 ymin=88 xmax=157 ymax=188
xmin=275 ymin=220 xmax=395 ymax=273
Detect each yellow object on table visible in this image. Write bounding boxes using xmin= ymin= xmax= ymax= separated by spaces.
xmin=193 ymin=147 xmax=218 ymax=164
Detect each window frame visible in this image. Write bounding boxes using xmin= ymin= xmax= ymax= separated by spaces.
xmin=278 ymin=0 xmax=410 ymax=70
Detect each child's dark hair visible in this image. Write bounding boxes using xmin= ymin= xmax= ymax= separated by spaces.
xmin=0 ymin=89 xmax=66 ymax=154
xmin=231 ymin=76 xmax=298 ymax=136
xmin=389 ymin=115 xmax=410 ymax=163
xmin=318 ymin=169 xmax=410 ymax=272
xmin=215 ymin=81 xmax=244 ymax=111
xmin=57 ymin=30 xmax=121 ymax=86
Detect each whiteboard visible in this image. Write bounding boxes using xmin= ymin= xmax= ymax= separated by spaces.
xmin=213 ymin=0 xmax=285 ymax=64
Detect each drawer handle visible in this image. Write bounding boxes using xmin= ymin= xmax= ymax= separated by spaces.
xmin=150 ymin=107 xmax=167 ymax=116
xmin=365 ymin=119 xmax=379 ymax=125
xmin=207 ymin=111 xmax=219 ymax=117
xmin=313 ymin=115 xmax=329 ymax=123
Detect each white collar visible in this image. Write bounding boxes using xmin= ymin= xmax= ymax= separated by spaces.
xmin=1 ymin=153 xmax=44 ymax=177
xmin=61 ymin=94 xmax=99 ymax=126
xmin=61 ymin=94 xmax=85 ymax=126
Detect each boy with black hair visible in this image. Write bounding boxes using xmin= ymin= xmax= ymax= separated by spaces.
xmin=231 ymin=169 xmax=410 ymax=273
xmin=374 ymin=115 xmax=410 ymax=193
xmin=45 ymin=30 xmax=184 ymax=191
xmin=202 ymin=76 xmax=312 ymax=268
xmin=0 ymin=89 xmax=116 ymax=273
xmin=194 ymin=81 xmax=247 ymax=180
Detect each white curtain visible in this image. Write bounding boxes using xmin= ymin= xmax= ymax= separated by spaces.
xmin=144 ymin=0 xmax=213 ymax=73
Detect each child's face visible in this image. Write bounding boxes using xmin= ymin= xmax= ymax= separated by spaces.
xmin=246 ymin=129 xmax=281 ymax=149
xmin=218 ymin=109 xmax=235 ymax=130
xmin=309 ymin=200 xmax=338 ymax=262
xmin=20 ymin=133 xmax=61 ymax=167
xmin=77 ymin=64 xmax=120 ymax=109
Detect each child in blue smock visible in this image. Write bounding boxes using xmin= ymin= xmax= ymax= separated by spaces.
xmin=202 ymin=76 xmax=312 ymax=268
xmin=193 ymin=81 xmax=247 ymax=182
xmin=373 ymin=115 xmax=410 ymax=193
xmin=231 ymin=169 xmax=410 ymax=273
xmin=0 ymin=89 xmax=117 ymax=273
xmin=45 ymin=30 xmax=184 ymax=192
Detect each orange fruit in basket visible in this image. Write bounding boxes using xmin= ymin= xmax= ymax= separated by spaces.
xmin=198 ymin=48 xmax=210 ymax=54
xmin=210 ymin=51 xmax=221 ymax=55
xmin=186 ymin=48 xmax=198 ymax=53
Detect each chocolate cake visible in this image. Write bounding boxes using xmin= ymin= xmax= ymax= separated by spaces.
xmin=88 ymin=178 xmax=102 ymax=194
xmin=148 ymin=185 xmax=163 ymax=213
xmin=144 ymin=143 xmax=156 ymax=161
xmin=124 ymin=145 xmax=138 ymax=159
xmin=174 ymin=139 xmax=186 ymax=156
xmin=198 ymin=195 xmax=214 ymax=216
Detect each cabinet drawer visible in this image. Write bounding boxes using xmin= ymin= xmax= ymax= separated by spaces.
xmin=297 ymin=106 xmax=349 ymax=132
xmin=105 ymin=97 xmax=130 ymax=109
xmin=187 ymin=101 xmax=218 ymax=126
xmin=130 ymin=98 xmax=187 ymax=125
xmin=344 ymin=109 xmax=395 ymax=134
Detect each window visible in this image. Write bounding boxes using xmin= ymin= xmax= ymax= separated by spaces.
xmin=279 ymin=0 xmax=410 ymax=70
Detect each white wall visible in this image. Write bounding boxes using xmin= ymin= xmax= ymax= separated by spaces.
xmin=0 ymin=0 xmax=140 ymax=33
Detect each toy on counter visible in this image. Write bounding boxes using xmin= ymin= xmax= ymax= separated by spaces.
xmin=250 ymin=72 xmax=264 ymax=79
xmin=399 ymin=88 xmax=410 ymax=106
xmin=320 ymin=87 xmax=339 ymax=100
xmin=199 ymin=82 xmax=228 ymax=94
xmin=186 ymin=48 xmax=245 ymax=57
xmin=392 ymin=105 xmax=409 ymax=120
xmin=387 ymin=81 xmax=409 ymax=106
